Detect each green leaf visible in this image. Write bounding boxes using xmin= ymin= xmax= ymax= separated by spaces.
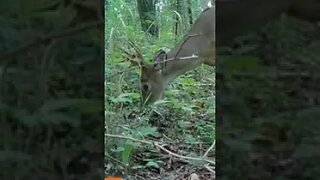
xmin=180 ymin=77 xmax=196 ymax=85
xmin=145 ymin=161 xmax=160 ymax=169
xmin=185 ymin=134 xmax=198 ymax=145
xmin=111 ymin=147 xmax=124 ymax=152
xmin=133 ymin=126 xmax=157 ymax=137
xmin=153 ymin=99 xmax=169 ymax=105
xmin=122 ymin=143 xmax=133 ymax=165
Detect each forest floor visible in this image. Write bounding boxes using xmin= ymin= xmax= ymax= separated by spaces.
xmin=106 ymin=16 xmax=320 ymax=180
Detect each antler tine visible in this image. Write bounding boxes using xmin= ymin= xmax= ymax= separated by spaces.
xmin=119 ymin=46 xmax=141 ymax=67
xmin=120 ymin=47 xmax=132 ymax=59
xmin=128 ymin=39 xmax=145 ymax=62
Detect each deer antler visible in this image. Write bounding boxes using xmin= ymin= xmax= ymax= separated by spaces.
xmin=120 ymin=40 xmax=146 ymax=67
xmin=127 ymin=40 xmax=145 ymax=66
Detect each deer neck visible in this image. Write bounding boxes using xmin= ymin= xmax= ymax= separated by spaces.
xmin=157 ymin=7 xmax=214 ymax=88
xmin=159 ymin=38 xmax=214 ymax=87
xmin=160 ymin=50 xmax=203 ymax=87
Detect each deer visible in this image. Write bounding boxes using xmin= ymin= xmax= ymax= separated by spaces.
xmin=128 ymin=7 xmax=214 ymax=106
xmin=127 ymin=0 xmax=320 ymax=106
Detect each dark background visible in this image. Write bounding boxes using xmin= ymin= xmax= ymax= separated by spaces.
xmin=1 ymin=0 xmax=320 ymax=179
xmin=0 ymin=0 xmax=104 ymax=179
xmin=216 ymin=0 xmax=320 ymax=179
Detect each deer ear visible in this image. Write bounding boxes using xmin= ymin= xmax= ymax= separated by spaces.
xmin=153 ymin=50 xmax=167 ymax=71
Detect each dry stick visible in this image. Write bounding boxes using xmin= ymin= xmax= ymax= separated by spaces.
xmin=106 ymin=152 xmax=126 ymax=166
xmin=106 ymin=134 xmax=215 ymax=165
xmin=203 ymin=140 xmax=215 ymax=158
xmin=153 ymin=54 xmax=199 ymax=65
xmin=154 ymin=142 xmax=215 ymax=165
xmin=106 ymin=134 xmax=155 ymax=145
xmin=204 ymin=164 xmax=215 ymax=174
xmin=0 ymin=21 xmax=103 ymax=61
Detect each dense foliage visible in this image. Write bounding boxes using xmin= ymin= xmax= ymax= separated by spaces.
xmin=106 ymin=0 xmax=215 ymax=179
xmin=217 ymin=15 xmax=320 ymax=179
xmin=1 ymin=0 xmax=104 ymax=179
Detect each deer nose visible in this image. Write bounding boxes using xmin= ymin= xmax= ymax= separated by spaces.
xmin=142 ymin=84 xmax=150 ymax=92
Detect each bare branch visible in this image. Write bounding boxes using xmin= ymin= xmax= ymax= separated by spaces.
xmin=106 ymin=133 xmax=215 ymax=166
xmin=203 ymin=140 xmax=215 ymax=158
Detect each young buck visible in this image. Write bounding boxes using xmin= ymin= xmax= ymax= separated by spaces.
xmin=129 ymin=7 xmax=214 ymax=106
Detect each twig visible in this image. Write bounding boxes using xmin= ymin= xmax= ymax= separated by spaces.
xmin=106 ymin=134 xmax=154 ymax=145
xmin=153 ymin=54 xmax=199 ymax=65
xmin=154 ymin=142 xmax=215 ymax=165
xmin=105 ymin=153 xmax=126 ymax=167
xmin=203 ymin=140 xmax=215 ymax=158
xmin=106 ymin=133 xmax=215 ymax=166
xmin=0 ymin=20 xmax=103 ymax=61
xmin=204 ymin=164 xmax=215 ymax=174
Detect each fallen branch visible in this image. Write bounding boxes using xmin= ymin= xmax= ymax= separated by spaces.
xmin=203 ymin=140 xmax=215 ymax=158
xmin=106 ymin=133 xmax=215 ymax=166
xmin=154 ymin=142 xmax=215 ymax=165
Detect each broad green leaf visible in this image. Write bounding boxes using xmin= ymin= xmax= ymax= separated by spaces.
xmin=122 ymin=143 xmax=133 ymax=165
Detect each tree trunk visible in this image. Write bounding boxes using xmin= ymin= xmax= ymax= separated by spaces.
xmin=136 ymin=0 xmax=159 ymax=37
